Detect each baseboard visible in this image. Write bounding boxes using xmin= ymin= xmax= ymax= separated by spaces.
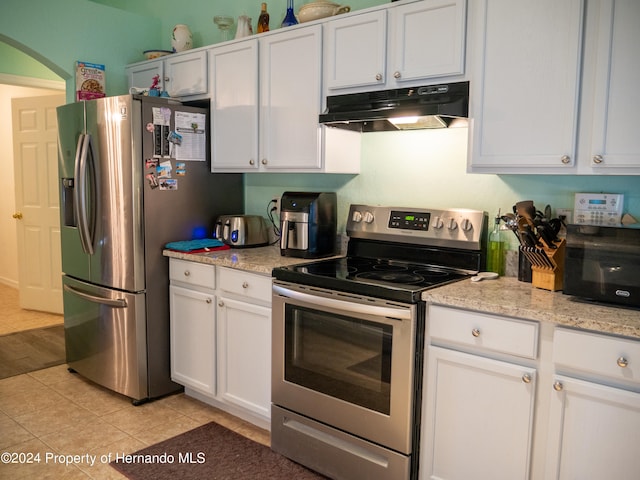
xmin=0 ymin=278 xmax=19 ymax=289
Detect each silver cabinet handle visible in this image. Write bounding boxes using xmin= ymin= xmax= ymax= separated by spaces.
xmin=218 ymin=300 xmax=224 ymax=307
xmin=249 ymin=159 xmax=255 ymax=165
xmin=164 ymin=76 xmax=170 ymax=82
xmin=553 ymin=381 xmax=563 ymax=391
xmin=242 ymin=281 xmax=249 ymax=289
xmin=561 ymin=155 xmax=571 ymax=164
xmin=183 ymin=270 xmax=191 ymax=277
xmin=593 ymin=154 xmax=604 ymax=164
xmin=393 ymin=71 xmax=401 ymax=79
xmin=471 ymin=328 xmax=480 ymax=338
xmin=261 ymin=159 xmax=268 ymax=165
xmin=205 ymin=298 xmax=212 ymax=304
xmin=375 ymin=73 xmax=382 ymax=81
xmin=522 ymin=374 xmax=532 ymax=384
xmin=617 ymin=356 xmax=629 ymax=368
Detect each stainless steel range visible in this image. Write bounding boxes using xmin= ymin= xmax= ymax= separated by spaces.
xmin=271 ymin=204 xmax=487 ymax=480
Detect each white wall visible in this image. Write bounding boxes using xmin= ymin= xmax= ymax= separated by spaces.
xmin=0 ymin=81 xmax=63 ymax=287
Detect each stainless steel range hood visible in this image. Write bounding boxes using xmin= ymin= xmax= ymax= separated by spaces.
xmin=320 ymin=81 xmax=469 ymax=132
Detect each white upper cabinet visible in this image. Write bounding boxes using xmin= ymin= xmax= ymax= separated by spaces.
xmin=581 ymin=0 xmax=640 ymax=174
xmin=163 ymin=50 xmax=208 ymax=98
xmin=210 ymin=25 xmax=360 ymax=173
xmin=209 ymin=39 xmax=260 ymax=171
xmin=467 ymin=0 xmax=584 ymax=173
xmin=324 ymin=0 xmax=467 ymax=95
xmin=126 ymin=50 xmax=208 ymax=99
xmin=469 ymin=0 xmax=640 ymax=174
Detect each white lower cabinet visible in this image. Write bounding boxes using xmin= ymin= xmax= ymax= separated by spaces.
xmin=421 ymin=305 xmax=640 ymax=480
xmin=216 ymin=296 xmax=271 ymax=419
xmin=420 ymin=305 xmax=538 ymax=480
xmin=168 ymin=258 xmax=272 ymax=429
xmin=169 ymin=284 xmax=216 ymax=396
xmin=544 ymin=328 xmax=640 ymax=479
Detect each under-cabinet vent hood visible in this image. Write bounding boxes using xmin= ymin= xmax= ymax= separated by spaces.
xmin=320 ymin=81 xmax=469 ymax=132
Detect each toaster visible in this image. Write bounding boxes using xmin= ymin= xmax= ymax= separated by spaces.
xmin=214 ymin=215 xmax=270 ymax=248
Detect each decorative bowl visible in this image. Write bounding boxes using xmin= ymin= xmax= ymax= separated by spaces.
xmin=298 ymin=1 xmax=350 ymax=23
xmin=143 ymin=50 xmax=173 ymax=60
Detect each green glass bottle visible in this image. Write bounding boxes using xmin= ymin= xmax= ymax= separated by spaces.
xmin=487 ymin=213 xmax=505 ymax=276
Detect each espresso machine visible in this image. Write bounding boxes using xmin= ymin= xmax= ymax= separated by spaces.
xmin=280 ymin=192 xmax=337 ymax=258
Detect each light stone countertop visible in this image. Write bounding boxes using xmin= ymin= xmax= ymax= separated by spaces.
xmin=423 ymin=276 xmax=640 ymax=340
xmin=164 ymin=247 xmax=640 ymax=340
xmin=163 ymin=244 xmax=335 ymax=276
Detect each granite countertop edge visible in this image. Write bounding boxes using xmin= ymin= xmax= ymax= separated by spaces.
xmin=423 ymin=276 xmax=640 ymax=340
xmin=164 ymin=248 xmax=640 ymax=340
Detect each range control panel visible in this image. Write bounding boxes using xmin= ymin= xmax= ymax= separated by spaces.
xmin=388 ymin=211 xmax=431 ymax=230
xmin=347 ymin=205 xmax=487 ymax=251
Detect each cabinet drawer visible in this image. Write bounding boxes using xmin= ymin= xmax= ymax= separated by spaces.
xmin=429 ymin=305 xmax=539 ymax=359
xmin=554 ymin=328 xmax=640 ymax=385
xmin=218 ymin=267 xmax=272 ymax=304
xmin=169 ymin=258 xmax=215 ymax=290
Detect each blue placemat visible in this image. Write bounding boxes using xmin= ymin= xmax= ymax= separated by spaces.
xmin=165 ymin=238 xmax=226 ymax=252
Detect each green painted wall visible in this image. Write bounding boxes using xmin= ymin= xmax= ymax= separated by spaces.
xmin=0 ymin=43 xmax=62 ymax=81
xmin=2 ymin=0 xmax=638 ymax=241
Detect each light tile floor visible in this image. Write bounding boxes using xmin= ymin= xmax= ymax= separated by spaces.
xmin=0 ymin=283 xmax=63 ymax=336
xmin=0 ymin=365 xmax=270 ymax=479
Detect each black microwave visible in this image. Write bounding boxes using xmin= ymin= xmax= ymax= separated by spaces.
xmin=564 ymin=224 xmax=640 ymax=308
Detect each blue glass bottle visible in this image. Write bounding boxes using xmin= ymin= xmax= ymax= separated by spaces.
xmin=281 ymin=0 xmax=298 ymax=27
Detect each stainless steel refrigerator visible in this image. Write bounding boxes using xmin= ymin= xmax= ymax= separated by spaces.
xmin=57 ymin=95 xmax=243 ymax=403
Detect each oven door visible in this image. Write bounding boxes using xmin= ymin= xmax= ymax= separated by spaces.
xmin=272 ymin=281 xmax=418 ymax=455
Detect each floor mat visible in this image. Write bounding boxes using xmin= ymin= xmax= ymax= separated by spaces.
xmin=0 ymin=325 xmax=65 ymax=379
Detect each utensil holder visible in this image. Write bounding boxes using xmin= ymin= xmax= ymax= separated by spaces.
xmin=520 ymin=239 xmax=565 ymax=291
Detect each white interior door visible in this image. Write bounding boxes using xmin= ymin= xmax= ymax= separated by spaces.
xmin=12 ymin=94 xmax=65 ymax=313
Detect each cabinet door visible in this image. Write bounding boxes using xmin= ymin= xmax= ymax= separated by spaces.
xmin=388 ymin=0 xmax=466 ymax=84
xmin=420 ymin=346 xmax=536 ymax=480
xmin=216 ymin=296 xmax=271 ymax=419
xmin=468 ymin=0 xmax=584 ymax=172
xmin=324 ymin=10 xmax=387 ymax=91
xmin=260 ymin=25 xmax=322 ymax=170
xmin=169 ymin=285 xmax=216 ymax=395
xmin=127 ymin=60 xmax=164 ymax=92
xmin=545 ymin=375 xmax=640 ymax=479
xmin=164 ymin=50 xmax=207 ymax=97
xmin=209 ymin=40 xmax=259 ymax=171
xmin=588 ymin=0 xmax=640 ymax=172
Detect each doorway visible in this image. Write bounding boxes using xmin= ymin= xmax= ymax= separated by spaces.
xmin=1 ymin=80 xmax=65 ymax=334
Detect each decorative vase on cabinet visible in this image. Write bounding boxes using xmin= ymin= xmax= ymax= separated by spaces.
xmin=172 ymin=24 xmax=193 ymax=52
xmin=281 ymin=0 xmax=298 ymax=27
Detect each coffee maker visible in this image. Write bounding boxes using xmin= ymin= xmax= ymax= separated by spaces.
xmin=280 ymin=192 xmax=337 ymax=258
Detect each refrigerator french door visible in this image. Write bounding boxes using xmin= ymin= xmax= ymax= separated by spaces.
xmin=57 ymin=95 xmax=243 ymax=403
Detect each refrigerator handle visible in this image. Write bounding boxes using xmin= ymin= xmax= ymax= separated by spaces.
xmin=74 ymin=133 xmax=95 ymax=255
xmin=63 ymin=284 xmax=128 ymax=308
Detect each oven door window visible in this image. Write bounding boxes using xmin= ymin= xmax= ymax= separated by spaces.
xmin=284 ymin=304 xmax=392 ymax=415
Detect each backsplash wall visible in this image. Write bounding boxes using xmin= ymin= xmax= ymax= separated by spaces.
xmin=245 ymin=127 xmax=640 ymax=245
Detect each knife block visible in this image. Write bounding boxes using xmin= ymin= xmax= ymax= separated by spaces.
xmin=527 ymin=239 xmax=565 ymax=292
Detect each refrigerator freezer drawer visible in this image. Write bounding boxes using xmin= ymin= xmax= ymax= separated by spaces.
xmin=62 ymin=275 xmax=148 ymax=402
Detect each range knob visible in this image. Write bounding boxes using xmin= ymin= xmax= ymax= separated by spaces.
xmin=447 ymin=218 xmax=458 ymax=231
xmin=432 ymin=216 xmax=444 ymax=229
xmin=352 ymin=211 xmax=363 ymax=223
xmin=460 ymin=218 xmax=473 ymax=232
xmin=363 ymin=211 xmax=374 ymax=224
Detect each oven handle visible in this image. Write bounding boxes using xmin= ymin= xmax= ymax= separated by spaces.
xmin=273 ymin=284 xmax=412 ymax=320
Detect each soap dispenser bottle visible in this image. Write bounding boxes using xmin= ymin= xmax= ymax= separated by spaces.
xmin=487 ymin=211 xmax=505 ymax=276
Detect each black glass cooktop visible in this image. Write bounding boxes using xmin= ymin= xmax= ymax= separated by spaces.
xmin=273 ymin=256 xmax=470 ymax=303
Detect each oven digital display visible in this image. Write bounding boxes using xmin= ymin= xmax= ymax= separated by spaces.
xmin=388 ymin=211 xmax=430 ymax=231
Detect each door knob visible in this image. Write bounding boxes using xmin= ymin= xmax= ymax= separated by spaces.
xmin=13 ymin=212 xmax=23 ymax=220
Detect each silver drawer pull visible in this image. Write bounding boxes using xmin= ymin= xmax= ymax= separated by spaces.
xmin=242 ymin=281 xmax=249 ymax=289
xmin=206 ymin=298 xmax=212 ymax=304
xmin=184 ymin=270 xmax=190 ymax=277
xmin=617 ymin=357 xmax=629 ymax=368
xmin=218 ymin=300 xmax=224 ymax=307
xmin=471 ymin=328 xmax=480 ymax=338
xmin=553 ymin=381 xmax=563 ymax=392
xmin=522 ymin=374 xmax=532 ymax=384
